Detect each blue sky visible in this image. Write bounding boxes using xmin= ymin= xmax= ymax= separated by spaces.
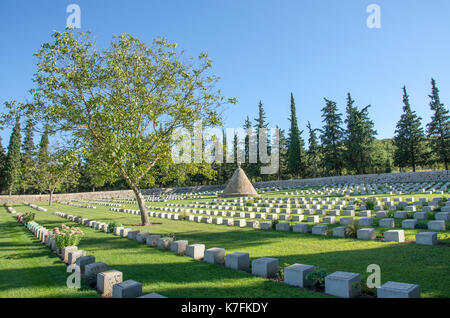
xmin=1 ymin=0 xmax=449 ymax=148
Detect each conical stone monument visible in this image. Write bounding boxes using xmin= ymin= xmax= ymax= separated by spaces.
xmin=220 ymin=165 xmax=259 ymax=198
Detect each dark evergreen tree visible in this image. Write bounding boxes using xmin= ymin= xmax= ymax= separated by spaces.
xmin=393 ymin=86 xmax=426 ymax=172
xmin=20 ymin=117 xmax=36 ymax=193
xmin=306 ymin=121 xmax=320 ymax=178
xmin=254 ymin=101 xmax=269 ymax=180
xmin=276 ymin=125 xmax=289 ymax=180
xmin=426 ymin=78 xmax=449 ymax=170
xmin=0 ymin=136 xmax=6 ymax=193
xmin=36 ymin=126 xmax=50 ymax=194
xmin=343 ymin=93 xmax=377 ymax=174
xmin=4 ymin=116 xmax=22 ymax=195
xmin=286 ymin=93 xmax=304 ymax=177
xmin=320 ymin=98 xmax=344 ymax=176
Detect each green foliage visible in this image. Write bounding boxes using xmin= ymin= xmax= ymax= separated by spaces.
xmin=21 ymin=212 xmax=35 ymax=223
xmin=344 ymin=220 xmax=360 ymax=238
xmin=287 ymin=93 xmax=305 ymax=177
xmin=305 ymin=268 xmax=328 ymax=290
xmin=394 ymin=86 xmax=426 ymax=171
xmin=415 ymin=222 xmax=428 ymax=229
xmin=271 ymin=220 xmax=279 ymax=230
xmin=52 ymin=224 xmax=84 ymax=250
xmin=344 ymin=93 xmax=377 ymax=174
xmin=306 ymin=121 xmax=320 ymax=178
xmin=4 ymin=116 xmax=22 ymax=194
xmin=107 ymin=221 xmax=122 ymax=233
xmin=365 ymin=199 xmax=376 ymax=210
xmin=320 ymin=98 xmax=344 ymax=176
xmin=426 ymin=78 xmax=450 ymax=170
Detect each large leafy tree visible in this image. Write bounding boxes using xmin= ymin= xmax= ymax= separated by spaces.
xmin=343 ymin=93 xmax=377 ymax=174
xmin=4 ymin=116 xmax=22 ymax=195
xmin=426 ymin=78 xmax=449 ymax=170
xmin=5 ymin=30 xmax=234 ymax=225
xmin=320 ymin=98 xmax=344 ymax=176
xmin=394 ymin=86 xmax=426 ymax=172
xmin=287 ymin=93 xmax=304 ymax=178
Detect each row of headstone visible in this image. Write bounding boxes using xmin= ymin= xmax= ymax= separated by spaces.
xmin=23 ymin=202 xmax=48 ymax=212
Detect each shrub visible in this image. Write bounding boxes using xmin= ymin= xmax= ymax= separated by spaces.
xmin=344 ymin=220 xmax=360 ymax=238
xmin=107 ymin=221 xmax=122 ymax=233
xmin=415 ymin=222 xmax=428 ymax=229
xmin=305 ymin=268 xmax=327 ymax=290
xmin=426 ymin=212 xmax=436 ymax=220
xmin=275 ymin=263 xmax=290 ymax=281
xmin=21 ymin=212 xmax=35 ymax=223
xmin=365 ymin=199 xmax=376 ymax=210
xmin=181 ymin=211 xmax=190 ymax=220
xmin=271 ymin=220 xmax=279 ymax=230
xmin=52 ymin=224 xmax=84 ymax=250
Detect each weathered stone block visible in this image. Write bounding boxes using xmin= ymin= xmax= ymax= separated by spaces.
xmin=112 ymin=280 xmax=142 ymax=298
xmin=376 ymin=211 xmax=387 ymax=218
xmin=415 ymin=232 xmax=437 ymax=245
xmin=62 ymin=246 xmax=78 ymax=263
xmin=323 ymin=216 xmax=335 ymax=224
xmin=394 ymin=211 xmax=408 ymax=219
xmin=333 ymin=226 xmax=346 ymax=237
xmin=186 ymin=244 xmax=205 ymax=260
xmin=284 ymin=264 xmax=315 ymax=288
xmin=225 ymin=252 xmax=249 ymax=271
xmin=377 ymin=281 xmax=420 ymax=298
xmin=428 ymin=220 xmax=445 ymax=231
xmin=325 ymin=271 xmax=361 ymax=298
xmin=170 ymin=240 xmax=188 ymax=255
xmin=340 ymin=217 xmax=353 ymax=225
xmin=157 ymin=237 xmax=173 ymax=250
xmin=97 ymin=270 xmax=123 ymax=297
xmin=357 ymin=228 xmax=376 ymax=240
xmin=312 ymin=225 xmax=328 ymax=235
xmin=293 ymin=224 xmax=308 ymax=233
xmin=204 ymin=248 xmax=225 ymax=265
xmin=251 ymin=257 xmax=279 ymax=278
xmin=127 ymin=230 xmax=140 ymax=240
xmin=384 ymin=230 xmax=405 ymax=243
xmin=146 ymin=235 xmax=161 ymax=247
xmin=379 ymin=218 xmax=395 ymax=228
xmin=402 ymin=219 xmax=417 ymax=229
xmin=276 ymin=222 xmax=290 ymax=231
xmin=435 ymin=212 xmax=450 ymax=221
xmin=307 ymin=216 xmax=319 ymax=223
xmin=260 ymin=221 xmax=272 ymax=230
xmin=76 ymin=255 xmax=95 ymax=275
xmin=358 ymin=218 xmax=373 ymax=226
xmin=67 ymin=249 xmax=86 ymax=265
xmin=136 ymin=232 xmax=150 ymax=243
xmin=84 ymin=262 xmax=108 ymax=286
xmin=139 ymin=293 xmax=167 ymax=298
xmin=414 ymin=212 xmax=427 ymax=220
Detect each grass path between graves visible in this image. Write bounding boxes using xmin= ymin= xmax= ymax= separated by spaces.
xmin=0 ymin=209 xmax=98 ymax=298
xmin=10 ymin=204 xmax=328 ymax=298
xmin=18 ymin=201 xmax=450 ymax=298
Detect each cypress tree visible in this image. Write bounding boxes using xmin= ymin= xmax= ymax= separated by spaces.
xmin=306 ymin=121 xmax=320 ymax=178
xmin=426 ymin=78 xmax=449 ymax=170
xmin=4 ymin=116 xmax=22 ymax=195
xmin=36 ymin=126 xmax=50 ymax=194
xmin=20 ymin=118 xmax=36 ymax=193
xmin=0 ymin=136 xmax=6 ymax=193
xmin=254 ymin=101 xmax=268 ymax=179
xmin=394 ymin=86 xmax=426 ymax=172
xmin=320 ymin=98 xmax=344 ymax=176
xmin=344 ymin=93 xmax=377 ymax=174
xmin=287 ymin=93 xmax=304 ymax=177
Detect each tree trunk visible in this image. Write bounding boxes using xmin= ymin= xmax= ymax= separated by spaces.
xmin=133 ymin=187 xmax=150 ymax=226
xmin=49 ymin=190 xmax=53 ymax=206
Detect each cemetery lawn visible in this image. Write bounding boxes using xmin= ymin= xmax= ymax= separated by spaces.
xmin=11 ymin=201 xmax=450 ymax=298
xmin=0 ymin=209 xmax=98 ymax=298
xmin=5 ymin=205 xmax=328 ymax=298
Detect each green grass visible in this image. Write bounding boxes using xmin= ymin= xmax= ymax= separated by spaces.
xmin=0 ymin=209 xmax=98 ymax=298
xmin=10 ymin=198 xmax=450 ymax=298
xmin=5 ymin=205 xmax=327 ymax=298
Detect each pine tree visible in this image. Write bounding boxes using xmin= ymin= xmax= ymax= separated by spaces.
xmin=394 ymin=86 xmax=426 ymax=172
xmin=242 ymin=116 xmax=253 ymax=177
xmin=254 ymin=101 xmax=269 ymax=180
xmin=306 ymin=121 xmax=320 ymax=178
xmin=426 ymin=78 xmax=449 ymax=170
xmin=344 ymin=93 xmax=377 ymax=174
xmin=35 ymin=126 xmax=50 ymax=194
xmin=20 ymin=117 xmax=36 ymax=193
xmin=276 ymin=125 xmax=289 ymax=180
xmin=0 ymin=136 xmax=6 ymax=193
xmin=4 ymin=116 xmax=22 ymax=195
xmin=320 ymin=98 xmax=344 ymax=176
xmin=287 ymin=93 xmax=304 ymax=177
